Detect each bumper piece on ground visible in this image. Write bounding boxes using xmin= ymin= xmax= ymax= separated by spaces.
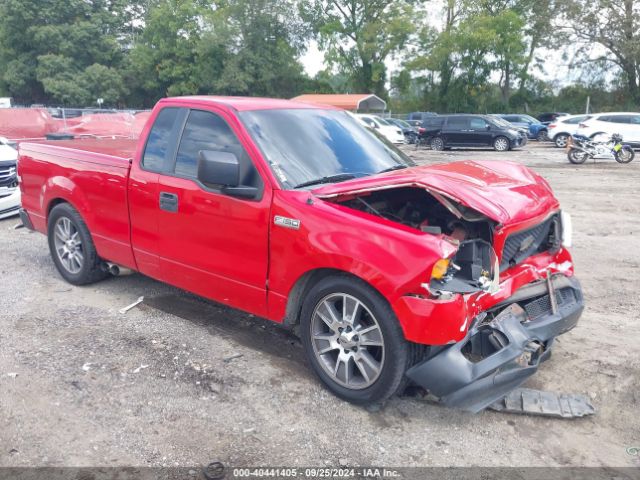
xmin=488 ymin=388 xmax=595 ymax=418
xmin=18 ymin=207 xmax=34 ymax=230
xmin=406 ymin=275 xmax=584 ymax=413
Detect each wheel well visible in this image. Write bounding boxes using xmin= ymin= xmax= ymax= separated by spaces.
xmin=47 ymin=198 xmax=69 ymax=218
xmin=283 ymin=269 xmax=378 ymax=326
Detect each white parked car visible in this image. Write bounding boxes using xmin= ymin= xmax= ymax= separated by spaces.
xmin=576 ymin=112 xmax=640 ymax=148
xmin=0 ymin=137 xmax=20 ymax=219
xmin=355 ymin=114 xmax=405 ymax=144
xmin=547 ymin=114 xmax=593 ymax=147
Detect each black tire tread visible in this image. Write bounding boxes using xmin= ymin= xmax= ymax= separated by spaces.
xmin=300 ymin=274 xmax=419 ymax=405
xmin=47 ymin=203 xmax=108 ymax=285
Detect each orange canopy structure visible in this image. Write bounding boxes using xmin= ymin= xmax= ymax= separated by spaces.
xmin=291 ymin=94 xmax=386 ymax=112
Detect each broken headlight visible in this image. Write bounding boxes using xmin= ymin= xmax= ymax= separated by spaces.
xmin=428 ymin=239 xmax=499 ymax=295
xmin=560 ymin=211 xmax=572 ymax=248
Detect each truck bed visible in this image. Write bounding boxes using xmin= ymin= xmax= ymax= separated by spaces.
xmin=20 ymin=138 xmax=138 ymax=167
xmin=18 ymin=137 xmax=138 ymax=269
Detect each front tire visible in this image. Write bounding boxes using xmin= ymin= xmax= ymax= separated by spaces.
xmin=300 ymin=276 xmax=410 ymax=405
xmin=47 ymin=203 xmax=108 ymax=285
xmin=493 ymin=136 xmax=510 ymax=151
xmin=615 ymin=146 xmax=635 ymax=164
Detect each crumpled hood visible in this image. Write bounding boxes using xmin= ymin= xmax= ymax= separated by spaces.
xmin=312 ymin=160 xmax=559 ymax=225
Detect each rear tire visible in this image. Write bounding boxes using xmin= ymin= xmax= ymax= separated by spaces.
xmin=567 ymin=148 xmax=588 ymax=164
xmin=430 ymin=136 xmax=445 ymax=151
xmin=47 ymin=203 xmax=108 ymax=285
xmin=537 ymin=130 xmax=549 ymax=142
xmin=300 ymin=275 xmax=411 ymax=405
xmin=555 ymin=134 xmax=569 ymax=148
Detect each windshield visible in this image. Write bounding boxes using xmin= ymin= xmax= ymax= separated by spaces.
xmin=239 ymin=109 xmax=414 ymax=189
xmin=375 ymin=117 xmax=391 ymax=126
xmin=393 ymin=119 xmax=411 ymax=129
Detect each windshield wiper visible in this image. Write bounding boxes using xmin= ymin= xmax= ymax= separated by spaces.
xmin=378 ymin=164 xmax=409 ymax=174
xmin=294 ymin=173 xmax=357 ymax=189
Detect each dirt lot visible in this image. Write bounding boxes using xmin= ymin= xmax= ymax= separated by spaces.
xmin=1 ymin=142 xmax=639 ymax=471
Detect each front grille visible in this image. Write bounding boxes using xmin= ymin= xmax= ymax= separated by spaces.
xmin=500 ymin=214 xmax=560 ymax=271
xmin=522 ymin=287 xmax=577 ymax=321
xmin=0 ymin=164 xmax=17 ymax=187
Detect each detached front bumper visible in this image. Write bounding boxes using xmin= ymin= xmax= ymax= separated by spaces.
xmin=406 ymin=275 xmax=584 ymax=412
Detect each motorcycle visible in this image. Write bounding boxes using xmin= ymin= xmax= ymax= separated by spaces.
xmin=567 ymin=133 xmax=635 ymax=164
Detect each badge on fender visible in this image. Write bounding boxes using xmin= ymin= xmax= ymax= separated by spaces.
xmin=274 ymin=215 xmax=301 ymax=230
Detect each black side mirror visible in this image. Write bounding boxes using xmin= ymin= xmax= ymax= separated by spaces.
xmin=197 ymin=150 xmax=259 ymax=199
xmin=486 ymin=124 xmax=491 ymax=130
xmin=198 ymin=150 xmax=239 ymax=186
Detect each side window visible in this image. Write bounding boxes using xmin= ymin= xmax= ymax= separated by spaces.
xmin=564 ymin=116 xmax=587 ymax=124
xmin=142 ymin=108 xmax=182 ymax=171
xmin=446 ymin=117 xmax=469 ymax=129
xmin=424 ymin=118 xmax=443 ymax=128
xmin=470 ymin=117 xmax=488 ymax=129
xmin=174 ymin=110 xmax=247 ymax=178
xmin=610 ymin=115 xmax=631 ymax=124
xmin=598 ymin=115 xmax=612 ymax=122
xmin=630 ymin=115 xmax=640 ymax=125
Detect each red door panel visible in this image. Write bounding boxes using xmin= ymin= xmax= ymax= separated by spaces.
xmin=156 ymin=175 xmax=271 ymax=317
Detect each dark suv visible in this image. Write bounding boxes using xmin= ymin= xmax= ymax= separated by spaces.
xmin=420 ymin=114 xmax=527 ymax=151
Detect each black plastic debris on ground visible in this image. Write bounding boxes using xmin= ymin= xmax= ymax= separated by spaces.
xmin=488 ymin=388 xmax=596 ymax=418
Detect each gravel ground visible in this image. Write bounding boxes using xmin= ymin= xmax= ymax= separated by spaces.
xmin=1 ymin=142 xmax=639 ymax=470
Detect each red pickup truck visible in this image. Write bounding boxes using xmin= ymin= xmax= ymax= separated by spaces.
xmin=18 ymin=96 xmax=583 ymax=412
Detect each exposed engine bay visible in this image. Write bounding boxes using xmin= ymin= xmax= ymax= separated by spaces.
xmin=331 ymin=187 xmax=499 ymax=294
xmin=332 ymin=186 xmax=494 ymax=243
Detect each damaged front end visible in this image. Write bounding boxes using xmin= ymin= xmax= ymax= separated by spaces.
xmin=315 ymin=176 xmax=583 ymax=413
xmin=406 ymin=274 xmax=584 ymax=413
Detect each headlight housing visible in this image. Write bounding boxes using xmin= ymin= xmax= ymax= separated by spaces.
xmin=427 ymin=239 xmax=499 ymax=296
xmin=560 ymin=211 xmax=572 ymax=247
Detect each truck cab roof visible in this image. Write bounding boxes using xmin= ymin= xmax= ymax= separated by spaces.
xmin=162 ymin=96 xmax=335 ymax=112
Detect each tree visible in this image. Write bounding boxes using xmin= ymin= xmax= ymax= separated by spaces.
xmin=126 ymin=0 xmax=312 ymax=104
xmin=303 ymin=0 xmax=416 ymax=97
xmin=201 ymin=0 xmax=311 ymax=97
xmin=0 ymin=0 xmax=133 ymax=105
xmin=561 ymin=0 xmax=640 ymax=104
xmin=125 ymin=0 xmax=206 ymax=104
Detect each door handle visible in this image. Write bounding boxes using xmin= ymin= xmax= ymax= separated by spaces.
xmin=159 ymin=191 xmax=179 ymax=212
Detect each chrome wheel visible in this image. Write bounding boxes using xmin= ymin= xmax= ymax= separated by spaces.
xmin=494 ymin=137 xmax=510 ymax=151
xmin=430 ymin=137 xmax=444 ymax=151
xmin=310 ymin=293 xmax=385 ymax=390
xmin=53 ymin=217 xmax=84 ymax=274
xmin=555 ymin=134 xmax=569 ymax=148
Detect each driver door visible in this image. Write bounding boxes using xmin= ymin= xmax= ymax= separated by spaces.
xmin=156 ymin=108 xmax=272 ymax=317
